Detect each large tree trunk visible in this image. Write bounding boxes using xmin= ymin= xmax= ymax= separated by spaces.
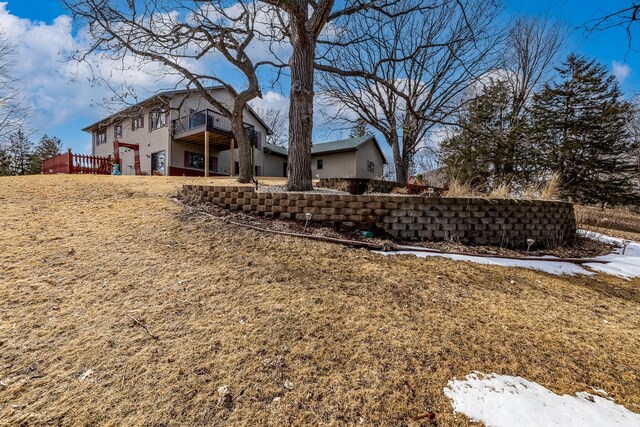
xmin=231 ymin=106 xmax=253 ymax=184
xmin=287 ymin=22 xmax=314 ymax=191
xmin=391 ymin=135 xmax=406 ymax=184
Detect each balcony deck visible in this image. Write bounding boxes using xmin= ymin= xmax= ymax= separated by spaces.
xmin=172 ymin=109 xmax=256 ymax=148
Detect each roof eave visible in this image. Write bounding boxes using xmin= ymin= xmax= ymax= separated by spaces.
xmin=82 ymin=92 xmax=172 ymax=132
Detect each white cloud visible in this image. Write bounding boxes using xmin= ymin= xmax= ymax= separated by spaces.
xmin=0 ymin=2 xmax=292 ymax=148
xmin=612 ymin=61 xmax=631 ymax=83
xmin=0 ymin=2 xmax=190 ymax=132
xmin=250 ymin=90 xmax=289 ymax=112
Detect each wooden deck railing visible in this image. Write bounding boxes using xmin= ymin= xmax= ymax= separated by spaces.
xmin=42 ymin=149 xmax=115 ymax=175
xmin=172 ymin=109 xmax=257 ymax=144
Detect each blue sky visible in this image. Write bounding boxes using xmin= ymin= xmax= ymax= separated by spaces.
xmin=2 ymin=0 xmax=638 ymax=154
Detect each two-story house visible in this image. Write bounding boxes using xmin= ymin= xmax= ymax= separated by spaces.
xmin=83 ymin=87 xmax=387 ymax=179
xmin=83 ymin=87 xmax=272 ymax=176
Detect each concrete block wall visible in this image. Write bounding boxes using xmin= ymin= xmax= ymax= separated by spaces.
xmin=185 ymin=185 xmax=576 ymax=248
xmin=317 ymin=178 xmax=404 ymax=194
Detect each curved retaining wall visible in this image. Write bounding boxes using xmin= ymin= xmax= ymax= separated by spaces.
xmin=184 ymin=185 xmax=576 ymax=248
xmin=317 ymin=178 xmax=404 ymax=193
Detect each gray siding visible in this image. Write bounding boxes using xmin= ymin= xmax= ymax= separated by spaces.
xmin=310 ymin=151 xmax=358 ymax=178
xmin=263 ymin=154 xmax=287 ymax=177
xmin=355 ymin=140 xmax=385 ymax=179
xmin=90 ymin=88 xmax=269 ymax=176
xmin=91 ymin=111 xmax=170 ymax=175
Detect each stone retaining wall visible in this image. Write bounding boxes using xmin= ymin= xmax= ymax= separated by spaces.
xmin=317 ymin=178 xmax=403 ymax=194
xmin=185 ymin=185 xmax=576 ymax=248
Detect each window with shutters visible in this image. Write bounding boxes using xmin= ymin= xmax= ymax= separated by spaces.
xmin=132 ymin=115 xmax=144 ymax=131
xmin=95 ymin=129 xmax=106 ymax=146
xmin=150 ymin=109 xmax=167 ymax=130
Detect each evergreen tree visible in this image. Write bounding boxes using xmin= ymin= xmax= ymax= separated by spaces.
xmin=441 ymin=80 xmax=534 ymax=191
xmin=530 ymin=54 xmax=639 ymax=204
xmin=7 ymin=128 xmax=33 ymax=175
xmin=0 ymin=142 xmax=10 ymax=176
xmin=348 ymin=118 xmax=369 ymax=139
xmin=29 ymin=135 xmax=63 ymax=174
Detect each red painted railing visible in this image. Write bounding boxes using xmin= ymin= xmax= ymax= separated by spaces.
xmin=42 ymin=149 xmax=114 ymax=175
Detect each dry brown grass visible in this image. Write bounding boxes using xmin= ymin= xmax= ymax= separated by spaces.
xmin=539 ymin=173 xmax=561 ymax=200
xmin=576 ymin=205 xmax=640 ymax=241
xmin=443 ymin=176 xmax=561 ymax=201
xmin=442 ymin=179 xmax=475 ymax=198
xmin=487 ymin=183 xmax=511 ymax=199
xmin=1 ymin=175 xmax=639 ymax=426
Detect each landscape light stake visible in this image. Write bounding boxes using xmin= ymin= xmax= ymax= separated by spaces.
xmin=622 ymin=240 xmax=630 ymax=255
xmin=526 ymin=239 xmax=535 ymax=253
xmin=304 ymin=213 xmax=312 ymax=231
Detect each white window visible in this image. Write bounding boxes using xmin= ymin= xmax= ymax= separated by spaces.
xmin=114 ymin=124 xmax=122 ymax=139
xmin=150 ymin=109 xmax=167 ymax=130
xmin=132 ymin=115 xmax=144 ymax=131
xmin=96 ymin=129 xmax=106 ymax=145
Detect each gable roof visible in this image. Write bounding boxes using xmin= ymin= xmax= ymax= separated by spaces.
xmin=264 ymin=142 xmax=288 ymax=157
xmin=311 ymin=134 xmax=387 ymax=164
xmin=263 ymin=134 xmax=388 ymax=164
xmin=82 ymin=86 xmax=273 ymax=135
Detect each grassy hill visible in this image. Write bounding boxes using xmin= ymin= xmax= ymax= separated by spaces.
xmin=1 ymin=175 xmax=639 ymax=425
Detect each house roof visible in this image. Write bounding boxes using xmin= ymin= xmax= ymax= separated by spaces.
xmin=82 ymin=86 xmax=273 ymax=135
xmin=263 ymin=134 xmax=388 ymax=164
xmin=264 ymin=142 xmax=288 ymax=157
xmin=311 ymin=134 xmax=387 ymax=164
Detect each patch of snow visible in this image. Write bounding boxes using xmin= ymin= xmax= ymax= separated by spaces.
xmin=78 ymin=369 xmax=94 ymax=381
xmin=375 ymin=250 xmax=591 ymax=276
xmin=444 ymin=372 xmax=640 ymax=427
xmin=578 ymin=230 xmax=640 ymax=279
xmin=377 ymin=231 xmax=640 ymax=279
xmin=591 ymin=387 xmax=610 ymax=397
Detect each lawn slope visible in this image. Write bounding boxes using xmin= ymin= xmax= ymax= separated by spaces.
xmin=1 ymin=175 xmax=639 ymax=426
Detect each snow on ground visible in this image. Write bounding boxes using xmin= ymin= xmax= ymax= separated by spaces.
xmin=376 ymin=231 xmax=640 ymax=279
xmin=444 ymin=372 xmax=640 ymax=427
xmin=578 ymin=231 xmax=640 ymax=279
xmin=377 ymin=250 xmax=590 ymax=276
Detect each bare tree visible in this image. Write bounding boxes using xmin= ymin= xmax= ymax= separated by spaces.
xmin=64 ymin=0 xmax=471 ymax=189
xmin=439 ymin=17 xmax=562 ymax=189
xmin=492 ymin=17 xmax=563 ymax=182
xmin=0 ymin=31 xmax=28 ymax=140
xmin=585 ymin=3 xmax=640 ymax=46
xmin=254 ymin=106 xmax=288 ymax=146
xmin=261 ymin=0 xmax=430 ymax=190
xmin=317 ymin=0 xmax=501 ymax=183
xmin=63 ymin=0 xmax=283 ymax=183
xmin=627 ymin=97 xmax=640 ymax=174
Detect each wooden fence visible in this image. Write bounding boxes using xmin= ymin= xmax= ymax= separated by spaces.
xmin=42 ymin=149 xmax=115 ymax=175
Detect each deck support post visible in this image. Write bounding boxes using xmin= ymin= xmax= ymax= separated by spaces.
xmin=230 ymin=138 xmax=235 ymax=176
xmin=204 ymin=131 xmax=210 ymax=178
